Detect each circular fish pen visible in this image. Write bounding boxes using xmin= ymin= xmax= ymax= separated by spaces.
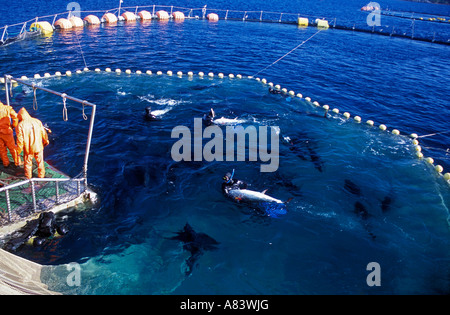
xmin=0 ymin=2 xmax=449 ymax=295
xmin=2 ymin=69 xmax=448 ymax=294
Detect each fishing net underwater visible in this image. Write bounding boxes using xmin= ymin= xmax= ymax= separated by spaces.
xmin=6 ymin=71 xmax=450 ymax=294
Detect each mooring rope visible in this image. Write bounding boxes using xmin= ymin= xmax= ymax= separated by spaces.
xmin=418 ymin=130 xmax=450 ymax=139
xmin=252 ymin=28 xmax=324 ymax=78
xmin=74 ymin=32 xmax=88 ymax=69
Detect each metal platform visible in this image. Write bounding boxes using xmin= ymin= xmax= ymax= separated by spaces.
xmin=0 ymin=75 xmax=97 ymax=238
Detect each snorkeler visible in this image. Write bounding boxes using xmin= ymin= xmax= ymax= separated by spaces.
xmin=144 ymin=106 xmax=158 ymax=121
xmin=221 ymin=170 xmax=248 ymax=194
xmin=268 ymin=87 xmax=282 ymax=94
xmin=203 ymin=108 xmax=215 ymax=126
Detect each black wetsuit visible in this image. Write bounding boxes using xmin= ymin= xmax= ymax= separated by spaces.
xmin=203 ymin=113 xmax=214 ymax=126
xmin=222 ymin=178 xmax=248 ymax=195
xmin=144 ymin=107 xmax=158 ymax=121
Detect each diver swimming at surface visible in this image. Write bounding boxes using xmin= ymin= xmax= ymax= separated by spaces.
xmin=221 ymin=170 xmax=248 ymax=194
xmin=144 ymin=106 xmax=159 ymax=121
xmin=203 ymin=108 xmax=215 ymax=126
xmin=221 ymin=170 xmax=291 ymax=218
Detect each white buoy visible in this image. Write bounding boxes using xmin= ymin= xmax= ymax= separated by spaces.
xmin=282 ymin=88 xmax=288 ymax=94
xmin=208 ymin=72 xmax=214 ymax=78
xmin=146 ymin=70 xmax=152 ymax=75
xmin=20 ymin=76 xmax=28 ymax=80
xmin=354 ymin=116 xmax=361 ymax=123
xmin=415 ymin=145 xmax=422 ymax=152
xmin=34 ymin=74 xmax=41 ymax=79
xmin=126 ymin=69 xmax=132 ymax=74
xmin=188 ymin=71 xmax=194 ymax=76
xmin=95 ymin=68 xmax=101 ymax=72
xmin=261 ymin=78 xmax=267 ymax=84
xmin=444 ymin=173 xmax=450 ymax=181
xmin=76 ymin=70 xmax=83 ymax=74
xmin=218 ymin=73 xmax=224 ymax=78
xmin=392 ymin=129 xmax=400 ymax=135
xmin=412 ymin=139 xmax=419 ymax=145
xmin=296 ymin=93 xmax=303 ymax=98
xmin=44 ymin=73 xmax=51 ymax=78
xmin=275 ymin=85 xmax=281 ymax=90
xmin=229 ymin=74 xmax=235 ymax=78
xmin=237 ymin=74 xmax=242 ymax=79
xmin=255 ymin=77 xmax=260 ymax=81
xmin=268 ymin=82 xmax=274 ymax=87
xmin=66 ymin=71 xmax=72 ymax=76
xmin=416 ymin=152 xmax=424 ymax=159
xmin=83 ymin=67 xmax=89 ymax=72
xmin=105 ymin=68 xmax=112 ymax=72
xmin=435 ymin=165 xmax=444 ymax=173
xmin=177 ymin=71 xmax=183 ymax=77
xmin=136 ymin=70 xmax=142 ymax=75
xmin=343 ymin=112 xmax=351 ymax=119
xmin=167 ymin=70 xmax=173 ymax=76
xmin=332 ymin=108 xmax=339 ymax=114
xmin=157 ymin=71 xmax=163 ymax=75
xmin=55 ymin=72 xmax=62 ymax=77
xmin=199 ymin=72 xmax=204 ymax=77
xmin=379 ymin=124 xmax=387 ymax=131
xmin=323 ymin=105 xmax=330 ymax=110
xmin=289 ymin=91 xmax=295 ymax=96
xmin=313 ymin=101 xmax=320 ymax=107
xmin=115 ymin=69 xmax=121 ymax=74
xmin=366 ymin=120 xmax=374 ymax=126
xmin=305 ymin=97 xmax=311 ymax=102
xmin=0 ymin=78 xmax=4 ymax=84
xmin=410 ymin=133 xmax=419 ymax=139
xmin=425 ymin=157 xmax=434 ymax=164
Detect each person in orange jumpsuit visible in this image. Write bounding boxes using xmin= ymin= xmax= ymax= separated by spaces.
xmin=16 ymin=107 xmax=49 ymax=179
xmin=0 ymin=101 xmax=21 ymax=168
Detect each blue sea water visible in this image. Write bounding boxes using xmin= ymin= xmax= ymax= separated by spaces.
xmin=0 ymin=0 xmax=449 ymax=295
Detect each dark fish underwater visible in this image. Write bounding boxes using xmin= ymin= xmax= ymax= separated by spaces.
xmin=169 ymin=223 xmax=219 ymax=276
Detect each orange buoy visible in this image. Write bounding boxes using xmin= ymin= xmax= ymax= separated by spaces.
xmin=102 ymin=13 xmax=118 ymax=24
xmin=172 ymin=11 xmax=185 ymax=21
xmin=54 ymin=18 xmax=73 ymax=29
xmin=70 ymin=16 xmax=84 ymax=28
xmin=207 ymin=13 xmax=219 ymax=22
xmin=139 ymin=10 xmax=152 ymax=20
xmin=84 ymin=15 xmax=101 ymax=25
xmin=121 ymin=11 xmax=136 ymax=22
xmin=156 ymin=10 xmax=169 ymax=20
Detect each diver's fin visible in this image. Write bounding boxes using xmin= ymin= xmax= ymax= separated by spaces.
xmin=285 ymin=197 xmax=294 ymax=204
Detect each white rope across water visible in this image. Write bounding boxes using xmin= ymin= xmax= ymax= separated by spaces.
xmin=252 ymin=28 xmax=324 ymax=78
xmin=417 ymin=130 xmax=450 ymax=139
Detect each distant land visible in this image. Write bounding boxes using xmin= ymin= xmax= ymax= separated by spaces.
xmin=406 ymin=0 xmax=450 ymax=4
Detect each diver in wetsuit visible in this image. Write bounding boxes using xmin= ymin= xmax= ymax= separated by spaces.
xmin=203 ymin=108 xmax=215 ymax=126
xmin=221 ymin=170 xmax=248 ymax=194
xmin=144 ymin=106 xmax=158 ymax=121
xmin=268 ymin=87 xmax=282 ymax=95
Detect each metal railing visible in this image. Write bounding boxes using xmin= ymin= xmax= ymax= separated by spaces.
xmin=0 ymin=3 xmax=448 ymax=47
xmin=1 ymin=75 xmax=96 ymax=225
xmin=0 ymin=176 xmax=86 ymax=224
